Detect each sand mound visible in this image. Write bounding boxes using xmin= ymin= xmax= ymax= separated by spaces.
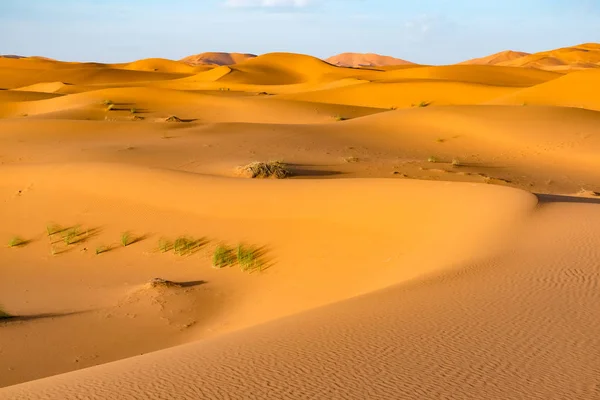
xmin=326 ymin=53 xmax=414 ymax=67
xmin=180 ymin=52 xmax=257 ymax=66
xmin=219 ymin=52 xmax=360 ymax=85
xmin=114 ymin=58 xmax=198 ymax=74
xmin=498 ymin=43 xmax=600 ymax=71
xmin=489 ymin=69 xmax=600 ymax=110
xmin=459 ymin=50 xmax=530 ymax=65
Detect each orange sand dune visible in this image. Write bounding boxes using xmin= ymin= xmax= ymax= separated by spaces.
xmin=489 ymin=69 xmax=600 ymax=110
xmin=498 ymin=43 xmax=600 ymax=71
xmin=326 ymin=52 xmax=415 ymax=67
xmin=459 ymin=50 xmax=530 ymax=65
xmin=180 ymin=52 xmax=257 ymax=66
xmin=1 ymin=46 xmax=600 ymax=399
xmin=111 ymin=58 xmax=202 ymax=74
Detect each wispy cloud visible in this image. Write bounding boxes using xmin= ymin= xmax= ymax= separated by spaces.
xmin=224 ymin=0 xmax=314 ymax=8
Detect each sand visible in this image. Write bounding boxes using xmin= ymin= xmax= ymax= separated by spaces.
xmin=1 ymin=44 xmax=600 ymax=399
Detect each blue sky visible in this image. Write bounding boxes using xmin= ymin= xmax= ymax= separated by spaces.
xmin=1 ymin=0 xmax=598 ymax=64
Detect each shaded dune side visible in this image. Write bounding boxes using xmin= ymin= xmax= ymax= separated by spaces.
xmin=3 ymin=198 xmax=599 ymax=400
xmin=488 ymin=69 xmax=600 ymax=110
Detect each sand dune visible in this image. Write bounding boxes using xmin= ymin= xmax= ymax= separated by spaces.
xmin=489 ymin=69 xmax=600 ymax=110
xmin=180 ymin=52 xmax=257 ymax=66
xmin=459 ymin=50 xmax=530 ymax=65
xmin=498 ymin=43 xmax=600 ymax=71
xmin=326 ymin=52 xmax=415 ymax=67
xmin=1 ymin=45 xmax=600 ymax=399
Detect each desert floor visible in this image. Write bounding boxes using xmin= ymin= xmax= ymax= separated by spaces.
xmin=0 ymin=53 xmax=599 ymax=399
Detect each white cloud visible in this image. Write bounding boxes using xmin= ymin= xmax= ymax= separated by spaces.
xmin=225 ymin=0 xmax=314 ymax=8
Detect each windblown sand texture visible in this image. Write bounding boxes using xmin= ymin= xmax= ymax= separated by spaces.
xmin=1 ymin=44 xmax=600 ymax=400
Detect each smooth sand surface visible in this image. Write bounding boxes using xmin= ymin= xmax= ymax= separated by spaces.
xmin=1 ymin=45 xmax=599 ymax=399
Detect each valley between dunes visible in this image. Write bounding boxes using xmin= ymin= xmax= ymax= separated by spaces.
xmin=1 ymin=49 xmax=600 ymax=399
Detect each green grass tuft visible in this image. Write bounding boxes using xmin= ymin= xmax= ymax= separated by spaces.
xmin=236 ymin=244 xmax=262 ymax=273
xmin=8 ymin=236 xmax=26 ymax=248
xmin=212 ymin=245 xmax=235 ymax=269
xmin=63 ymin=227 xmax=81 ymax=245
xmin=158 ymin=238 xmax=172 ymax=253
xmin=173 ymin=236 xmax=197 ymax=256
xmin=46 ymin=222 xmax=63 ymax=236
xmin=120 ymin=232 xmax=131 ymax=247
xmin=95 ymin=245 xmax=110 ymax=255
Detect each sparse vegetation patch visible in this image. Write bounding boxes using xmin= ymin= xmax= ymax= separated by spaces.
xmin=238 ymin=161 xmax=292 ymax=179
xmin=8 ymin=236 xmax=26 ymax=248
xmin=213 ymin=244 xmax=235 ymax=269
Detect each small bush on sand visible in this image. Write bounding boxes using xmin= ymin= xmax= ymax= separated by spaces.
xmin=165 ymin=115 xmax=183 ymax=123
xmin=427 ymin=156 xmax=438 ymax=163
xmin=158 ymin=238 xmax=172 ymax=253
xmin=174 ymin=236 xmax=198 ymax=256
xmin=62 ymin=227 xmax=81 ymax=245
xmin=95 ymin=245 xmax=110 ymax=255
xmin=46 ymin=223 xmax=63 ymax=237
xmin=334 ymin=115 xmax=349 ymax=122
xmin=238 ymin=161 xmax=291 ymax=179
xmin=414 ymin=101 xmax=431 ymax=108
xmin=8 ymin=236 xmax=26 ymax=248
xmin=236 ymin=244 xmax=262 ymax=273
xmin=213 ymin=245 xmax=235 ymax=269
xmin=102 ymin=100 xmax=114 ymax=106
xmin=121 ymin=232 xmax=131 ymax=247
xmin=106 ymin=104 xmax=115 ymax=111
xmin=130 ymin=108 xmax=137 ymax=114
xmin=451 ymin=158 xmax=462 ymax=167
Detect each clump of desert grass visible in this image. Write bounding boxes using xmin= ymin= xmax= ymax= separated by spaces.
xmin=95 ymin=245 xmax=110 ymax=255
xmin=427 ymin=156 xmax=438 ymax=163
xmin=173 ymin=236 xmax=200 ymax=256
xmin=102 ymin=100 xmax=114 ymax=106
xmin=451 ymin=158 xmax=462 ymax=167
xmin=8 ymin=236 xmax=27 ymax=248
xmin=212 ymin=244 xmax=235 ymax=269
xmin=236 ymin=244 xmax=263 ymax=273
xmin=344 ymin=156 xmax=359 ymax=163
xmin=158 ymin=238 xmax=173 ymax=253
xmin=120 ymin=232 xmax=132 ymax=247
xmin=237 ymin=161 xmax=292 ymax=179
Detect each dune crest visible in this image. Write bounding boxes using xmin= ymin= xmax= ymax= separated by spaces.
xmin=326 ymin=52 xmax=415 ymax=67
xmin=180 ymin=52 xmax=257 ymax=66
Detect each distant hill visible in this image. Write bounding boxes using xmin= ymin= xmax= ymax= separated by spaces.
xmin=180 ymin=52 xmax=257 ymax=66
xmin=458 ymin=44 xmax=600 ymax=71
xmin=326 ymin=53 xmax=414 ymax=68
xmin=459 ymin=50 xmax=530 ymax=66
xmin=497 ymin=43 xmax=600 ymax=71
